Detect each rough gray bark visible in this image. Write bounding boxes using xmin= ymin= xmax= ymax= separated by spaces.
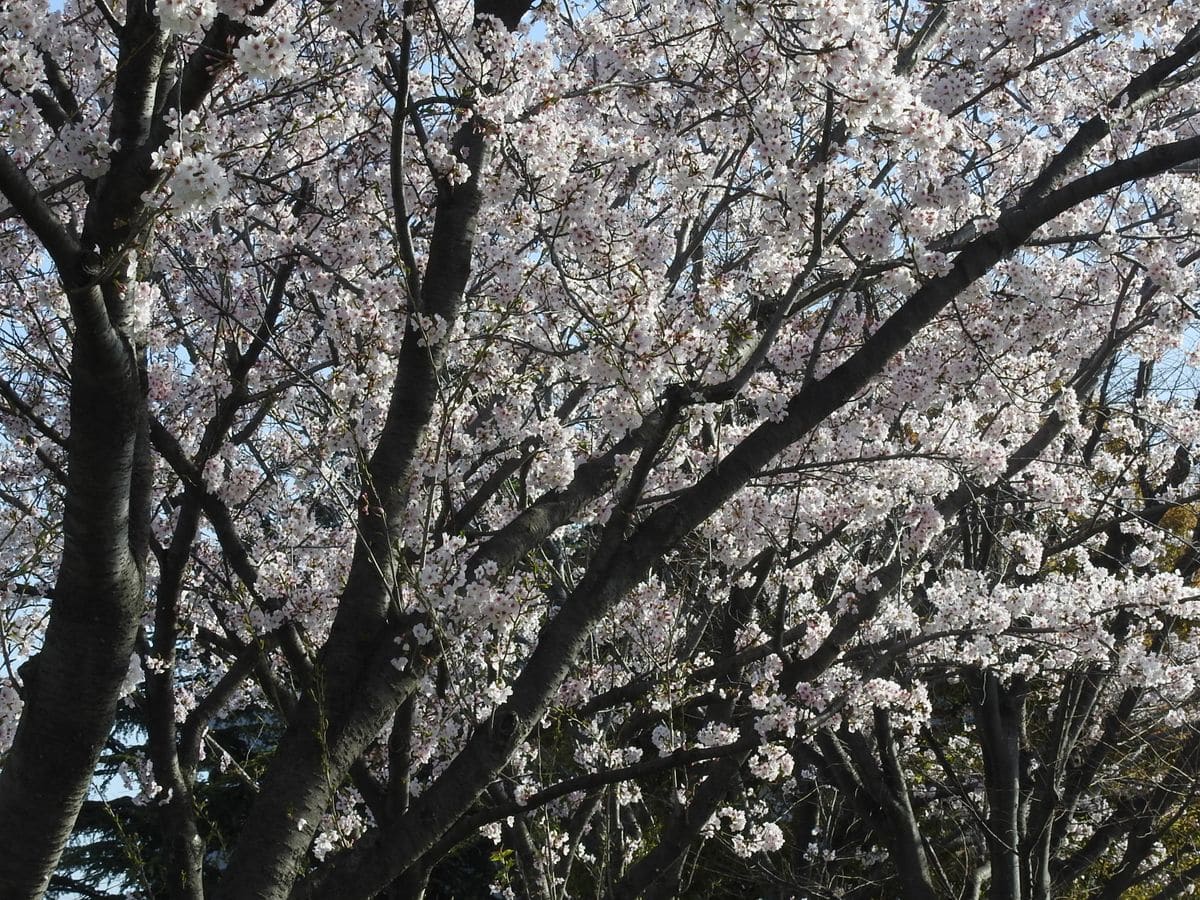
xmin=0 ymin=2 xmax=165 ymax=890
xmin=0 ymin=3 xmax=272 ymax=893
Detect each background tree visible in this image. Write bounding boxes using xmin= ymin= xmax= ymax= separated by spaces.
xmin=4 ymin=0 xmax=1200 ymax=898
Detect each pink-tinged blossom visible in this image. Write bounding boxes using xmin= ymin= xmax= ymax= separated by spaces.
xmin=167 ymin=151 xmax=230 ymax=212
xmin=155 ymin=0 xmax=217 ymax=35
xmin=3 ymin=0 xmax=1200 ymax=895
xmin=233 ymin=29 xmax=299 ymax=81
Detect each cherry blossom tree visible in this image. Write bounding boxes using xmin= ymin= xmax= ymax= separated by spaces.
xmin=4 ymin=0 xmax=1200 ymax=897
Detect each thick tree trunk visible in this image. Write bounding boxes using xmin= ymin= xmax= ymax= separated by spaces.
xmin=0 ymin=2 xmax=171 ymax=891
xmin=0 ymin=328 xmax=146 ymax=897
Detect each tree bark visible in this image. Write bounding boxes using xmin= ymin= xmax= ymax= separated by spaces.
xmin=975 ymin=671 xmax=1026 ymax=900
xmin=0 ymin=3 xmax=164 ymax=878
xmin=0 ymin=290 xmax=147 ymax=897
xmin=215 ymin=4 xmax=533 ymax=895
xmin=0 ymin=3 xmax=270 ymax=892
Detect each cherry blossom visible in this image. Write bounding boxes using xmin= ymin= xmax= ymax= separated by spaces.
xmin=2 ymin=0 xmax=1200 ymax=897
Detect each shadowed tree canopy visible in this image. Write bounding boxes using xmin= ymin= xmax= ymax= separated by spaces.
xmin=4 ymin=1 xmax=1200 ymax=898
